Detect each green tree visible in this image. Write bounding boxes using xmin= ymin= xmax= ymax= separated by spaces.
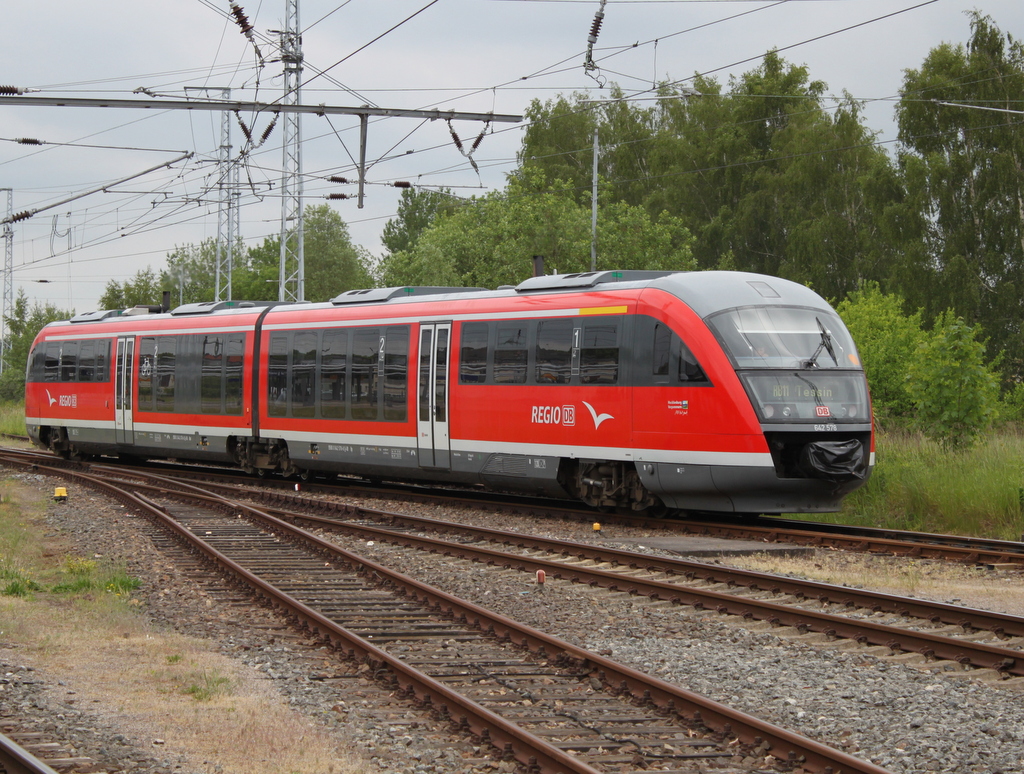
xmin=906 ymin=311 xmax=999 ymax=450
xmin=239 ymin=205 xmax=371 ymax=302
xmin=159 ymin=239 xmax=229 ymax=306
xmin=97 ymin=267 xmax=164 ymax=310
xmin=895 ymin=12 xmax=1024 ymax=380
xmin=521 ymin=54 xmax=902 ymax=302
xmin=649 ymin=55 xmax=897 ymax=300
xmin=835 ymin=283 xmax=924 ymax=421
xmin=382 ymin=168 xmax=694 ymax=288
xmin=381 ymin=187 xmax=459 ymax=257
xmin=0 ymin=290 xmax=72 ymax=400
xmin=518 ymin=92 xmax=603 ymax=207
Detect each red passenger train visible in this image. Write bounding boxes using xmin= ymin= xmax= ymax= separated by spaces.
xmin=25 ymin=270 xmax=873 ymax=515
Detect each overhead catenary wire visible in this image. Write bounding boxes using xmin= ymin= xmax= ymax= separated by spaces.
xmin=1 ymin=0 xmax=967 ymax=309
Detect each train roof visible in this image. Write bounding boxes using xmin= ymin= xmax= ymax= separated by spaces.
xmin=652 ymin=271 xmax=832 ymax=319
xmin=49 ymin=270 xmax=833 ymax=332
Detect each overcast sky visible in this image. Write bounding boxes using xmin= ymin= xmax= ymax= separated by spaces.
xmin=1 ymin=0 xmax=1020 ymax=315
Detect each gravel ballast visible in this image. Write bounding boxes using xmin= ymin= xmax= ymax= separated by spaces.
xmin=4 ymin=469 xmax=1024 ymax=774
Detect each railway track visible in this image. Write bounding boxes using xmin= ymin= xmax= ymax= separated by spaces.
xmin=0 ymin=726 xmax=91 ymax=774
xmin=135 ymin=471 xmax=1024 ymax=681
xmin=1 ymin=453 xmax=892 ymax=774
xmin=35 ymin=449 xmax=1024 ymax=569
xmin=7 ymin=449 xmax=1024 ymax=679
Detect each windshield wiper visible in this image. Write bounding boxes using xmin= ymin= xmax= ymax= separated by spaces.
xmin=804 ymin=317 xmax=838 ymax=368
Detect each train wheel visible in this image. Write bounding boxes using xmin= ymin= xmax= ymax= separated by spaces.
xmin=45 ymin=428 xmax=71 ymax=460
xmin=615 ymin=500 xmax=669 ymax=518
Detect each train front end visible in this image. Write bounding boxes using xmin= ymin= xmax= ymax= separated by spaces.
xmin=649 ymin=272 xmax=873 ymax=514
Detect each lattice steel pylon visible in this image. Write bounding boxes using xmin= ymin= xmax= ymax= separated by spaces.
xmin=277 ymin=0 xmax=304 ymax=302
xmin=1 ymin=188 xmax=12 ymax=375
xmin=185 ymin=86 xmax=238 ymax=302
xmin=214 ymin=88 xmax=236 ymax=301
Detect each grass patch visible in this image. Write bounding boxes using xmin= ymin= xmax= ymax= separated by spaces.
xmin=787 ymin=426 xmax=1024 ymax=541
xmin=2 ymin=572 xmax=44 ymax=596
xmin=0 ymin=400 xmax=26 ymax=436
xmin=183 ymin=669 xmax=233 ymax=701
xmin=0 ymin=481 xmax=142 ymax=600
xmin=0 ymin=475 xmax=369 ymax=773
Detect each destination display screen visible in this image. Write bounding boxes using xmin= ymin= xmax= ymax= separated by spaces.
xmin=741 ymin=372 xmax=870 ymax=424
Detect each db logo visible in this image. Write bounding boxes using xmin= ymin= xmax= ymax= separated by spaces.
xmin=815 ymin=406 xmax=831 ymax=418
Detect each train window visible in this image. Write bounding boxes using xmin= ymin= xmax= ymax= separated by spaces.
xmin=494 ymin=323 xmax=528 ymax=384
xmin=156 ymin=336 xmax=177 ymax=412
xmin=459 ymin=323 xmax=489 ymax=384
xmin=268 ymin=334 xmax=289 ymax=417
xmin=291 ymin=331 xmax=317 ymax=419
xmin=679 ymin=340 xmax=708 ymax=383
xmin=225 ymin=335 xmax=244 ymax=415
xmin=95 ymin=339 xmax=110 ymax=382
xmin=137 ymin=337 xmax=156 ymax=410
xmin=201 ymin=336 xmax=224 ymax=414
xmin=320 ymin=329 xmax=348 ymax=419
xmin=383 ymin=326 xmax=409 ymax=421
xmin=435 ymin=327 xmax=449 ymax=422
xmin=707 ymin=307 xmax=858 ymax=370
xmin=60 ymin=341 xmax=79 ymax=382
xmin=580 ymin=321 xmax=619 ymax=385
xmin=27 ymin=345 xmax=42 ymax=381
xmin=44 ymin=343 xmax=60 ymax=382
xmin=653 ymin=324 xmax=671 ymax=377
xmin=640 ymin=316 xmax=710 ymax=387
xmin=419 ymin=328 xmax=432 ymax=423
xmin=536 ymin=319 xmax=573 ymax=384
xmin=78 ymin=341 xmax=96 ymax=382
xmin=351 ymin=327 xmax=380 ymax=420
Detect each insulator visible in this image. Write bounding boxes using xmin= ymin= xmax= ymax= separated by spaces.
xmin=10 ymin=211 xmax=33 ymax=223
xmin=15 ymin=138 xmax=43 ymax=145
xmin=447 ymin=122 xmax=465 ymax=152
xmin=328 ymin=176 xmax=349 ymax=184
xmin=588 ymin=11 xmax=605 ymax=44
xmin=392 ymin=181 xmax=412 ymax=188
xmin=259 ymin=117 xmax=277 ymax=144
xmin=0 ymin=85 xmax=25 ymax=95
xmin=326 ymin=193 xmax=351 ymax=200
xmin=230 ymin=3 xmax=254 ymax=34
xmin=235 ymin=112 xmax=253 ymax=143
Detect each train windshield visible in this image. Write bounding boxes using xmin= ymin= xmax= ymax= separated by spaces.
xmin=707 ymin=306 xmax=869 ymax=424
xmin=706 ymin=306 xmax=860 ymax=370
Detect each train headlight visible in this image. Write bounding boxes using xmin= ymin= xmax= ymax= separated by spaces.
xmin=763 ymin=404 xmax=775 ymax=418
xmin=782 ymin=406 xmax=792 ymax=418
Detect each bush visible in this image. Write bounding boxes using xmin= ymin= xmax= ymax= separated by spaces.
xmin=907 ymin=311 xmax=999 ymax=451
xmin=835 ymin=283 xmax=924 ymax=421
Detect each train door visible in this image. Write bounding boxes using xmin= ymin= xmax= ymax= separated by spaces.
xmin=416 ymin=322 xmax=451 ymax=469
xmin=114 ymin=337 xmax=135 ymax=445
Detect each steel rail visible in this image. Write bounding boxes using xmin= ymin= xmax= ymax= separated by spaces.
xmin=728 ymin=515 xmax=1024 ymax=558
xmin=42 ymin=460 xmax=1024 ymax=676
xmin=81 ymin=485 xmax=601 ymax=774
xmin=254 ymin=505 xmax=1024 ymax=677
xmin=676 ymin=520 xmax=1024 ymax=566
xmin=78 ymin=451 xmax=1024 ymax=566
xmin=86 ymin=464 xmax=1024 ymax=643
xmin=7 ymin=447 xmax=1020 ymax=566
xmin=6 ymin=456 xmax=894 ymax=774
xmin=0 ymin=732 xmax=62 ymax=774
